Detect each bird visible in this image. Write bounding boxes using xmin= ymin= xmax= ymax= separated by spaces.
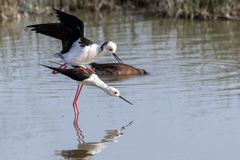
xmin=90 ymin=62 xmax=148 ymax=76
xmin=41 ymin=64 xmax=133 ymax=113
xmin=28 ymin=9 xmax=125 ymax=112
xmin=27 ymin=9 xmax=124 ymax=69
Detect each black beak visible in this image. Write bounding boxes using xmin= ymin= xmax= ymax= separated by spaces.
xmin=112 ymin=53 xmax=124 ymax=64
xmin=119 ymin=96 xmax=133 ymax=105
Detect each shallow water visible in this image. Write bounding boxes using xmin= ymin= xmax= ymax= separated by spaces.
xmin=1 ymin=11 xmax=240 ymax=160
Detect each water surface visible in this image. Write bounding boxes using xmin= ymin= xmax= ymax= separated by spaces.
xmin=0 ymin=11 xmax=240 ymax=160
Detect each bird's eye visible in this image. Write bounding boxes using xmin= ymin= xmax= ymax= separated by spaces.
xmin=108 ymin=48 xmax=113 ymax=52
xmin=114 ymin=91 xmax=118 ymax=95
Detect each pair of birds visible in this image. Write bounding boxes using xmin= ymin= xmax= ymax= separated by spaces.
xmin=27 ymin=9 xmax=133 ymax=110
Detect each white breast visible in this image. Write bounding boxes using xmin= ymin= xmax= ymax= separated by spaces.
xmin=62 ymin=41 xmax=100 ymax=66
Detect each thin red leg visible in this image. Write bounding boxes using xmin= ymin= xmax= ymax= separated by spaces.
xmin=87 ymin=66 xmax=95 ymax=73
xmin=72 ymin=84 xmax=85 ymax=143
xmin=52 ymin=63 xmax=67 ymax=74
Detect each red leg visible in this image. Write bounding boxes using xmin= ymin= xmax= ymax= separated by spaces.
xmin=76 ymin=66 xmax=95 ymax=74
xmin=52 ymin=63 xmax=67 ymax=74
xmin=73 ymin=84 xmax=83 ymax=114
xmin=72 ymin=84 xmax=84 ymax=143
xmin=87 ymin=66 xmax=95 ymax=73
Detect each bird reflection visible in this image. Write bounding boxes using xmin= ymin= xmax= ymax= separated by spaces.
xmin=73 ymin=111 xmax=85 ymax=144
xmin=57 ymin=116 xmax=133 ymax=160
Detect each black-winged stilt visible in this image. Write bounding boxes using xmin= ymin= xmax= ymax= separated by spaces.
xmin=27 ymin=9 xmax=123 ymax=66
xmin=41 ymin=64 xmax=133 ymax=112
xmin=28 ymin=9 xmax=126 ymax=111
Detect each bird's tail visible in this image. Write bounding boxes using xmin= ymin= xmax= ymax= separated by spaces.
xmin=40 ymin=64 xmax=66 ymax=75
xmin=41 ymin=64 xmax=90 ymax=82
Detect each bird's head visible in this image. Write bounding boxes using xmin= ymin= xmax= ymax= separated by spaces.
xmin=101 ymin=41 xmax=117 ymax=53
xmin=107 ymin=86 xmax=120 ymax=97
xmin=105 ymin=86 xmax=133 ymax=105
xmin=101 ymin=41 xmax=123 ymax=63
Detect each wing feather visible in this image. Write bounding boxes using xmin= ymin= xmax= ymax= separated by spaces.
xmin=27 ymin=23 xmax=71 ymax=49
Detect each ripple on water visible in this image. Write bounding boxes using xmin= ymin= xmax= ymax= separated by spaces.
xmin=1 ymin=12 xmax=240 ymax=160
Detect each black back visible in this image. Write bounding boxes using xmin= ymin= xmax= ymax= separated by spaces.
xmin=42 ymin=65 xmax=91 ymax=81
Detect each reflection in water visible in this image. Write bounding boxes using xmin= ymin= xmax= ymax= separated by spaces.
xmin=73 ymin=111 xmax=85 ymax=144
xmin=1 ymin=11 xmax=240 ymax=160
xmin=57 ymin=119 xmax=133 ymax=160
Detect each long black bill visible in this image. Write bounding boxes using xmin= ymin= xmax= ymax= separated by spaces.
xmin=119 ymin=96 xmax=133 ymax=105
xmin=112 ymin=53 xmax=124 ymax=64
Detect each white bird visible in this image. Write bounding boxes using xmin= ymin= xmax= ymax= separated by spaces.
xmin=27 ymin=9 xmax=123 ymax=68
xmin=41 ymin=64 xmax=133 ymax=113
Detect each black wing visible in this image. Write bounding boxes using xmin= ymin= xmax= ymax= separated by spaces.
xmin=79 ymin=37 xmax=94 ymax=46
xmin=41 ymin=65 xmax=91 ymax=81
xmin=27 ymin=23 xmax=71 ymax=50
xmin=53 ymin=8 xmax=84 ymax=37
xmin=27 ymin=9 xmax=88 ymax=54
xmin=53 ymin=9 xmax=87 ymax=53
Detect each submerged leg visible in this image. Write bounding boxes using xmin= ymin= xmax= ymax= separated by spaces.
xmin=52 ymin=63 xmax=67 ymax=74
xmin=73 ymin=84 xmax=84 ymax=143
xmin=73 ymin=84 xmax=84 ymax=114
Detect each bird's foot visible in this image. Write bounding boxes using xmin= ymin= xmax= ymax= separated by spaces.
xmin=87 ymin=66 xmax=95 ymax=74
xmin=75 ymin=66 xmax=95 ymax=74
xmin=52 ymin=63 xmax=67 ymax=74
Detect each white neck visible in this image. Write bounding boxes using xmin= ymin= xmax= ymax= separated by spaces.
xmin=93 ymin=44 xmax=103 ymax=56
xmin=93 ymin=75 xmax=112 ymax=95
xmin=84 ymin=43 xmax=102 ymax=59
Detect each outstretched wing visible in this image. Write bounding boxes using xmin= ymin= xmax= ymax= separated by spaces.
xmin=27 ymin=23 xmax=71 ymax=50
xmin=28 ymin=9 xmax=88 ymax=54
xmin=53 ymin=9 xmax=87 ymax=53
xmin=53 ymin=8 xmax=84 ymax=37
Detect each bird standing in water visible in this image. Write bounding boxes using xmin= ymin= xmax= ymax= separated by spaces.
xmin=28 ymin=9 xmax=125 ymax=110
xmin=41 ymin=64 xmax=133 ymax=113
